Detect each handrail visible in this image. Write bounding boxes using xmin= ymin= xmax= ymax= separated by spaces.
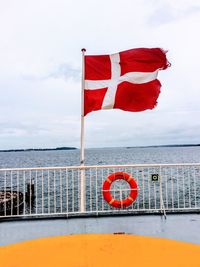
xmin=1 ymin=162 xmax=200 ymax=172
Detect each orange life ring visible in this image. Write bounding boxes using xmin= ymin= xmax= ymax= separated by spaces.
xmin=102 ymin=172 xmax=138 ymax=208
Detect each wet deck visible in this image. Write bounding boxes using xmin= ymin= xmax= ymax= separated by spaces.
xmin=1 ymin=213 xmax=200 ymax=246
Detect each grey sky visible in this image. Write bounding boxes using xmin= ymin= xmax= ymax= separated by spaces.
xmin=0 ymin=0 xmax=200 ymax=149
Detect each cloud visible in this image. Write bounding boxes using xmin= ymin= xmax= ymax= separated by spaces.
xmin=0 ymin=0 xmax=200 ymax=149
xmin=147 ymin=1 xmax=200 ymax=26
xmin=49 ymin=64 xmax=81 ymax=81
xmin=21 ymin=63 xmax=81 ymax=82
xmin=83 ymin=107 xmax=200 ymax=147
xmin=0 ymin=115 xmax=80 ymax=149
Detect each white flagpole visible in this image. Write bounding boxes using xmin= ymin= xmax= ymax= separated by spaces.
xmin=80 ymin=48 xmax=86 ymax=213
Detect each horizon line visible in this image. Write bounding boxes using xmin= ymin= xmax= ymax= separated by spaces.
xmin=1 ymin=143 xmax=200 ymax=152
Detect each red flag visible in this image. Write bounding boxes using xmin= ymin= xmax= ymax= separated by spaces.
xmin=84 ymin=48 xmax=170 ymax=116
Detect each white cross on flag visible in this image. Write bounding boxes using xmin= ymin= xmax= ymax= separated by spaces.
xmin=84 ymin=48 xmax=170 ymax=116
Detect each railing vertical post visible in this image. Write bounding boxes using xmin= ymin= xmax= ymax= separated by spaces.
xmin=159 ymin=166 xmax=166 ymax=218
xmin=4 ymin=171 xmax=6 ymax=216
xmin=159 ymin=166 xmax=162 ymax=211
xmin=80 ymin=168 xmax=86 ymax=213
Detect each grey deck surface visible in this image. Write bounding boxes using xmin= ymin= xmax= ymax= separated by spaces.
xmin=1 ymin=214 xmax=200 ymax=246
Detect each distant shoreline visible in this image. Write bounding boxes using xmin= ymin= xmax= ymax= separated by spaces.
xmin=126 ymin=144 xmax=200 ymax=149
xmin=0 ymin=147 xmax=77 ymax=153
xmin=1 ymin=144 xmax=200 ymax=153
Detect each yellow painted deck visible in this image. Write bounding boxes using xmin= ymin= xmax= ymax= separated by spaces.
xmin=1 ymin=234 xmax=200 ymax=267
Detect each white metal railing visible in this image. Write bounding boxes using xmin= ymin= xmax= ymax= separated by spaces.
xmin=1 ymin=163 xmax=200 ymax=219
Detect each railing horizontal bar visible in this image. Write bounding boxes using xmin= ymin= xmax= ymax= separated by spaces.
xmin=1 ymin=163 xmax=200 ymax=172
xmin=1 ymin=207 xmax=200 ymax=219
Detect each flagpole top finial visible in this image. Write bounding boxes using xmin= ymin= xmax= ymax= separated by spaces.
xmin=81 ymin=48 xmax=86 ymax=52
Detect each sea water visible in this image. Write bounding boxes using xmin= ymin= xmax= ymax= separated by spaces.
xmin=1 ymin=146 xmax=200 ymax=168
